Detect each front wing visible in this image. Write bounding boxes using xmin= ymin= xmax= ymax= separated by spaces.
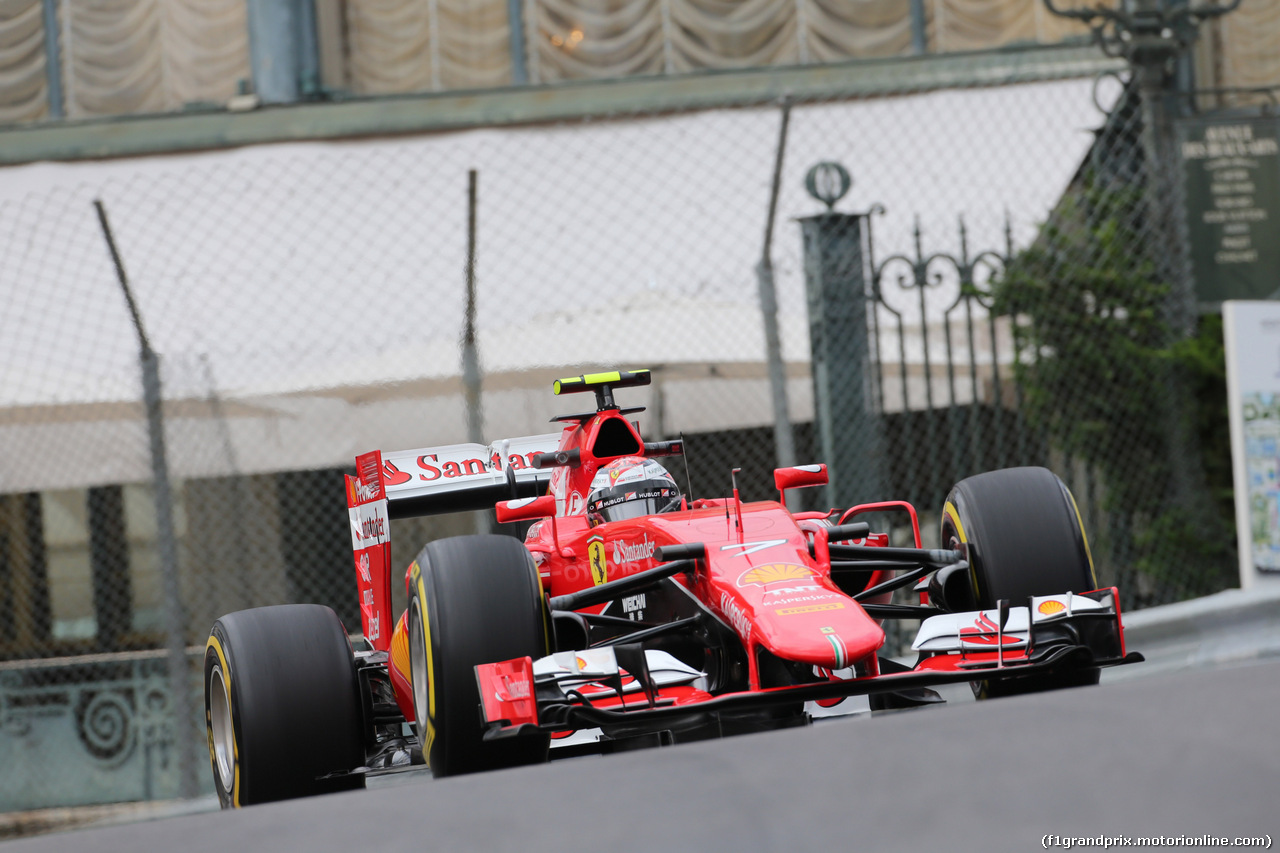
xmin=476 ymin=588 xmax=1143 ymax=737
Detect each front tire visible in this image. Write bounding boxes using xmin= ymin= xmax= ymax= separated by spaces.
xmin=408 ymin=534 xmax=550 ymax=776
xmin=940 ymin=466 xmax=1100 ymax=698
xmin=204 ymin=604 xmax=366 ymax=807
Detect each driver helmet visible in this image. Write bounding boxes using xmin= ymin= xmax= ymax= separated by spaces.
xmin=586 ymin=457 xmax=683 ymax=526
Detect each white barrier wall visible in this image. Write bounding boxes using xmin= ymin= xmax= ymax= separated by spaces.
xmin=1223 ymin=300 xmax=1280 ymax=589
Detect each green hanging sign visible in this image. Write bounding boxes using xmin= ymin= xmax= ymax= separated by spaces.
xmin=1178 ymin=114 xmax=1280 ymax=305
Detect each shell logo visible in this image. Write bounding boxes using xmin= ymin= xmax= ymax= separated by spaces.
xmin=575 ymin=656 xmax=588 ymax=671
xmin=738 ymin=563 xmax=813 ymax=587
xmin=1038 ymin=599 xmax=1067 ymax=615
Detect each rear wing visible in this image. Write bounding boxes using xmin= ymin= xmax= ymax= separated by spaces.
xmin=344 ymin=433 xmax=561 ymax=650
xmin=353 ymin=432 xmax=562 ymax=519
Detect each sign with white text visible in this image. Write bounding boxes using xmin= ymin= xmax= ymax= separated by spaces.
xmin=1179 ymin=116 xmax=1280 ymax=305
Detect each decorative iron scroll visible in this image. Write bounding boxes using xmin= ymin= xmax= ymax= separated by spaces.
xmin=0 ymin=652 xmax=181 ymax=809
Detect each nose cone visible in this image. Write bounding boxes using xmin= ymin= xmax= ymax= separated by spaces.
xmin=727 ymin=562 xmax=884 ymax=669
xmin=753 ymin=598 xmax=885 ymax=670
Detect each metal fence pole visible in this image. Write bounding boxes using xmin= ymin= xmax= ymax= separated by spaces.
xmin=93 ymin=200 xmax=198 ymax=800
xmin=297 ymin=0 xmax=322 ymax=97
xmin=246 ymin=0 xmax=305 ymax=104
xmin=757 ymin=98 xmax=797 ymax=472
xmin=40 ymin=0 xmax=63 ymax=119
xmin=507 ymin=0 xmax=528 ymax=84
xmin=461 ymin=171 xmax=490 ymax=535
xmin=910 ymin=0 xmax=927 ymax=55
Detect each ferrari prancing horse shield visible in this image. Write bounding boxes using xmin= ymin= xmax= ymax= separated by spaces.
xmin=588 ymin=538 xmax=608 ymax=586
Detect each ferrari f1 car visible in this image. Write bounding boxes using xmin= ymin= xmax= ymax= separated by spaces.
xmin=203 ymin=369 xmax=1141 ymax=807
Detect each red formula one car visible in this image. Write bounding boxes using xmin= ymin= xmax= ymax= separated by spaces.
xmin=202 ymin=369 xmax=1141 ymax=807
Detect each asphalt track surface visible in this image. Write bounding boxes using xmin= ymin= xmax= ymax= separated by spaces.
xmin=8 ymin=660 xmax=1277 ymax=853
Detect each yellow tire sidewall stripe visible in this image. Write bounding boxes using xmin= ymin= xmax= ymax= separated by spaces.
xmin=410 ymin=565 xmax=438 ymax=762
xmin=942 ymin=500 xmax=966 ymax=543
xmin=943 ymin=499 xmax=980 ymax=604
xmin=1065 ymin=487 xmax=1099 ymax=589
xmin=205 ymin=634 xmax=241 ymax=808
xmin=537 ymin=572 xmax=550 ymax=656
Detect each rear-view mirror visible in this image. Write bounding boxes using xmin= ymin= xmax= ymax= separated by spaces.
xmin=774 ymin=464 xmax=828 ymax=492
xmin=496 ymin=494 xmax=557 ymax=524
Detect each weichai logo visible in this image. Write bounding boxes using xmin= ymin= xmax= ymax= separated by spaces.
xmin=737 ymin=563 xmax=813 ymax=588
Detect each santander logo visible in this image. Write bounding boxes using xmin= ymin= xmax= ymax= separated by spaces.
xmin=612 ymin=534 xmax=655 ymax=564
xmin=961 ymin=613 xmax=1020 ymax=645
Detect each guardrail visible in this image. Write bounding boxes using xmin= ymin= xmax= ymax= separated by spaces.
xmin=1110 ymin=584 xmax=1280 ymax=680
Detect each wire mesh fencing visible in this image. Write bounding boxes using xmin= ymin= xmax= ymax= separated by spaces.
xmin=0 ymin=68 xmax=1237 ymax=811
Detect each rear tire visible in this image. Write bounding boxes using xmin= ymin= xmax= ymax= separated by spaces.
xmin=408 ymin=534 xmax=550 ymax=776
xmin=940 ymin=467 xmax=1100 ymax=698
xmin=204 ymin=604 xmax=366 ymax=807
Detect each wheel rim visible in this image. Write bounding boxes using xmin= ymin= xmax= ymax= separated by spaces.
xmin=209 ymin=664 xmax=235 ymax=793
xmin=408 ymin=598 xmax=429 ymax=741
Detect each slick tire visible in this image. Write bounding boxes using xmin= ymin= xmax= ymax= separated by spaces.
xmin=408 ymin=534 xmax=551 ymax=777
xmin=204 ymin=604 xmax=366 ymax=808
xmin=940 ymin=466 xmax=1100 ymax=698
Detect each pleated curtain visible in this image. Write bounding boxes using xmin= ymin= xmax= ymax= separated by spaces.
xmin=0 ymin=0 xmax=47 ymax=121
xmin=60 ymin=0 xmax=249 ymax=117
xmin=2 ymin=0 xmax=1277 ymax=122
xmin=1217 ymin=0 xmax=1280 ymax=93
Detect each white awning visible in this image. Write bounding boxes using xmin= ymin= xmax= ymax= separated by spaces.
xmin=0 ymin=79 xmax=1112 ymax=492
